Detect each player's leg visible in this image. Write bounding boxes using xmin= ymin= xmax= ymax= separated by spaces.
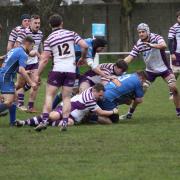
xmin=27 ymin=69 xmax=40 ymax=113
xmin=16 ymin=73 xmax=26 ymax=111
xmin=169 ymin=65 xmax=180 ymax=100
xmin=164 ymin=72 xmax=180 ymax=116
xmin=60 ymin=72 xmax=76 ymax=131
xmin=60 ymin=86 xmax=73 ymax=131
xmin=34 ymin=84 xmax=58 ymax=131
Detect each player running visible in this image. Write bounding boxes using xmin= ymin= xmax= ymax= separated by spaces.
xmin=0 ymin=36 xmax=37 ymax=125
xmin=168 ymin=11 xmax=180 ymax=99
xmin=15 ymin=14 xmax=43 ymax=112
xmin=34 ymin=14 xmax=88 ymax=131
xmin=121 ymin=23 xmax=180 ymax=119
xmin=15 ymin=84 xmax=118 ymax=129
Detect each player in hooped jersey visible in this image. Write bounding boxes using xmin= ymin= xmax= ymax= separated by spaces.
xmin=168 ymin=11 xmax=180 ymax=99
xmin=7 ymin=14 xmax=30 ymax=52
xmin=34 ymin=14 xmax=88 ymax=132
xmin=15 ymin=84 xmax=118 ymax=129
xmin=121 ymin=23 xmax=180 ymax=119
xmin=15 ymin=14 xmax=43 ymax=112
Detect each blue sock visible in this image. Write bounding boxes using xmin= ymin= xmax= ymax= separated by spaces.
xmin=0 ymin=103 xmax=8 ymax=113
xmin=9 ymin=103 xmax=16 ymax=125
xmin=52 ymin=93 xmax=62 ymax=109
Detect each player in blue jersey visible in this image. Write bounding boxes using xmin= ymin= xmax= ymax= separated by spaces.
xmin=88 ymin=71 xmax=148 ymax=124
xmin=0 ymin=36 xmax=37 ymax=125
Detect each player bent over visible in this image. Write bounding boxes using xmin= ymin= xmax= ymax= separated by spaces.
xmin=34 ymin=14 xmax=88 ymax=132
xmin=87 ymin=71 xmax=147 ymax=124
xmin=0 ymin=36 xmax=37 ymax=125
xmin=15 ymin=84 xmax=118 ymax=129
xmin=121 ymin=23 xmax=180 ymax=119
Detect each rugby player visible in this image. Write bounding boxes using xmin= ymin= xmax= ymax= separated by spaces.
xmin=168 ymin=11 xmax=180 ymax=99
xmin=7 ymin=14 xmax=30 ymax=52
xmin=34 ymin=14 xmax=88 ymax=131
xmin=121 ymin=23 xmax=180 ymax=119
xmin=88 ymin=71 xmax=147 ymax=124
xmin=15 ymin=84 xmax=118 ymax=129
xmin=0 ymin=36 xmax=37 ymax=125
xmin=15 ymin=14 xmax=43 ymax=112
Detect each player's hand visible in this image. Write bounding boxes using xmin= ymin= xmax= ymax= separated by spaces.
xmin=30 ymin=81 xmax=38 ymax=91
xmin=113 ymin=108 xmax=119 ymax=114
xmin=106 ymin=75 xmax=117 ymax=80
xmin=144 ymin=42 xmax=156 ymax=48
xmin=29 ymin=50 xmax=38 ymax=57
xmin=77 ymin=58 xmax=86 ymax=67
xmin=171 ymin=54 xmax=176 ymax=61
xmin=34 ymin=76 xmax=41 ymax=86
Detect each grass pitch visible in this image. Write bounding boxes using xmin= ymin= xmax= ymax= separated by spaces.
xmin=1 ymin=61 xmax=180 ymax=180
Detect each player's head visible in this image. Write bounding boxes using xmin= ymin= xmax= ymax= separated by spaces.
xmin=93 ymin=38 xmax=107 ymax=53
xmin=136 ymin=70 xmax=151 ymax=90
xmin=114 ymin=59 xmax=128 ymax=76
xmin=176 ymin=11 xmax=180 ymax=24
xmin=137 ymin=23 xmax=150 ymax=41
xmin=49 ymin=14 xmax=63 ymax=28
xmin=21 ymin=14 xmax=30 ymax=28
xmin=92 ymin=83 xmax=105 ymax=100
xmin=30 ymin=14 xmax=41 ymax=32
xmin=22 ymin=36 xmax=35 ymax=53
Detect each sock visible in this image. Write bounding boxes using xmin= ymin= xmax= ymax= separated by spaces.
xmin=25 ymin=115 xmax=43 ymax=126
xmin=23 ymin=83 xmax=31 ymax=92
xmin=62 ymin=117 xmax=68 ymax=125
xmin=176 ymin=108 xmax=180 ymax=115
xmin=42 ymin=113 xmax=49 ymax=124
xmin=52 ymin=93 xmax=62 ymax=109
xmin=28 ymin=102 xmax=34 ymax=109
xmin=0 ymin=103 xmax=8 ymax=113
xmin=18 ymin=93 xmax=24 ymax=106
xmin=9 ymin=103 xmax=16 ymax=125
xmin=128 ymin=107 xmax=135 ymax=114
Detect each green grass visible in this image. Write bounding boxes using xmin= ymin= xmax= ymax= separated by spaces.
xmin=1 ymin=60 xmax=180 ymax=180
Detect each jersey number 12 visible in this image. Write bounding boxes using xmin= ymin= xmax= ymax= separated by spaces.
xmin=58 ymin=43 xmax=70 ymax=56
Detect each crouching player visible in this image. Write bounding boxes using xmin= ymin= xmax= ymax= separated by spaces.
xmin=87 ymin=71 xmax=148 ymax=124
xmin=0 ymin=36 xmax=37 ymax=125
xmin=15 ymin=83 xmax=118 ymax=130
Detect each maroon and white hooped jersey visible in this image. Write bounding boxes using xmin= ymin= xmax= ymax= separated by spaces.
xmin=16 ymin=27 xmax=43 ymax=65
xmin=44 ymin=28 xmax=82 ymax=73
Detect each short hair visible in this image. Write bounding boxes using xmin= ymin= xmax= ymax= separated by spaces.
xmin=31 ymin=14 xmax=40 ymax=19
xmin=136 ymin=70 xmax=148 ymax=80
xmin=21 ymin=14 xmax=30 ymax=21
xmin=23 ymin=36 xmax=35 ymax=44
xmin=93 ymin=83 xmax=105 ymax=92
xmin=49 ymin=14 xmax=63 ymax=28
xmin=93 ymin=38 xmax=107 ymax=49
xmin=176 ymin=11 xmax=180 ymax=17
xmin=115 ymin=59 xmax=128 ymax=72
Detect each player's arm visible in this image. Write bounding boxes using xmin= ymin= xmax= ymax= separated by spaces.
xmin=37 ymin=51 xmax=51 ymax=76
xmin=168 ymin=27 xmax=176 ymax=61
xmin=144 ymin=41 xmax=167 ymax=50
xmin=7 ymin=41 xmax=15 ymax=52
xmin=77 ymin=39 xmax=88 ymax=61
xmin=95 ymin=107 xmax=119 ymax=116
xmin=124 ymin=55 xmax=134 ymax=64
xmin=18 ymin=66 xmax=37 ymax=90
xmin=14 ymin=30 xmax=26 ymax=47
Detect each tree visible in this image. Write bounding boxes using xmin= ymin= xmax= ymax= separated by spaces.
xmin=102 ymin=0 xmax=136 ymax=51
